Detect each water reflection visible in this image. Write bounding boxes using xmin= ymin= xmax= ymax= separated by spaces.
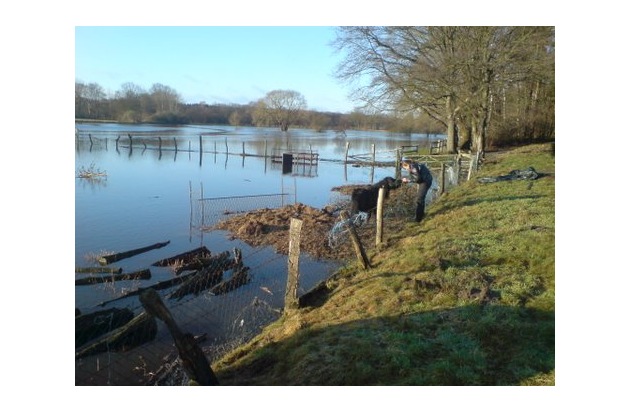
xmin=75 ymin=123 xmax=443 ymax=308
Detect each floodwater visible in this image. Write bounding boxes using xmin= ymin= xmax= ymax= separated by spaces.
xmin=74 ymin=122 xmax=440 ymax=384
xmin=75 ymin=122 xmax=437 ymax=307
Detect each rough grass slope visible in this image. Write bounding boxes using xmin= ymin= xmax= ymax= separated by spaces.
xmin=212 ymin=143 xmax=555 ymax=385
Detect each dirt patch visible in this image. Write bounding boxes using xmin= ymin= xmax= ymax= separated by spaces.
xmin=206 ymin=184 xmax=417 ymax=261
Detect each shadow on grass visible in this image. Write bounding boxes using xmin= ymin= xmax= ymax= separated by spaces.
xmin=215 ymin=303 xmax=554 ymax=385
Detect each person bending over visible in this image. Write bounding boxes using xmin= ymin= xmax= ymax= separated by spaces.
xmin=401 ymin=158 xmax=433 ymax=223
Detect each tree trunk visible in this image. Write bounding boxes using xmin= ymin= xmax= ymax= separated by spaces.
xmin=445 ymin=95 xmax=459 ymax=153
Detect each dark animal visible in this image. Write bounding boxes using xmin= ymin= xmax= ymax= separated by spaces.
xmin=350 ymin=176 xmax=401 ymax=222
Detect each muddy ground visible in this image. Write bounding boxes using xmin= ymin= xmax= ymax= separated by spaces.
xmin=206 ymin=183 xmax=418 ymax=261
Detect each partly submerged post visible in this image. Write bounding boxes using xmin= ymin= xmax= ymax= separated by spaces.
xmin=199 ymin=135 xmax=203 ymax=166
xmin=340 ymin=211 xmax=371 ymax=270
xmin=376 ymin=187 xmax=385 ymax=246
xmin=285 ymin=218 xmax=303 ymax=311
xmin=344 ymin=141 xmax=350 ymax=164
xmin=139 ymin=288 xmax=219 ymax=385
xmin=282 ymin=153 xmax=293 ymax=174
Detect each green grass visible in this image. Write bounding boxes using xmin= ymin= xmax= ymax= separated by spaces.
xmin=212 ymin=143 xmax=555 ymax=385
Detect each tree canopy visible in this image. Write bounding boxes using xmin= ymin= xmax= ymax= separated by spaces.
xmin=252 ymin=90 xmax=307 ymax=131
xmin=333 ymin=26 xmax=555 ymax=153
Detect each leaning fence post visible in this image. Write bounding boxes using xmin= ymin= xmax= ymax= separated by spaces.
xmin=285 ymin=218 xmax=303 ymax=311
xmin=467 ymin=153 xmax=475 ymax=181
xmin=376 ymin=187 xmax=385 ymax=247
xmin=340 ymin=211 xmax=371 ymax=270
xmin=139 ymin=288 xmax=219 ymax=385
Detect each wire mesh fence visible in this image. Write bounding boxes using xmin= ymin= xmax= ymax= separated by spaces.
xmin=76 ymin=190 xmax=340 ymax=385
xmin=75 ymin=148 xmax=470 ymax=386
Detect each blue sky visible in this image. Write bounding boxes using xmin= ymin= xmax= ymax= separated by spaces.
xmin=75 ymin=26 xmax=357 ymax=113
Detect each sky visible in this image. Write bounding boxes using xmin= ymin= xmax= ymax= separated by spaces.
xmin=75 ymin=26 xmax=358 ymax=113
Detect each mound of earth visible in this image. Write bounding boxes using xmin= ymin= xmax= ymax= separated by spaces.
xmin=208 ymin=184 xmax=417 ymax=261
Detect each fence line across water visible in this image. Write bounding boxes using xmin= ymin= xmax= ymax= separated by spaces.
xmin=75 ymin=132 xmax=482 ymax=385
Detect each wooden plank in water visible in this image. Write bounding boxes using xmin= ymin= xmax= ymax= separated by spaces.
xmin=75 ymin=269 xmax=151 ymax=286
xmin=151 ymin=246 xmax=211 ymax=267
xmin=98 ymin=241 xmax=170 ymax=265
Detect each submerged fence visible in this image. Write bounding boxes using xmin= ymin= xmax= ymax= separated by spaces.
xmin=75 ymin=132 xmax=481 ymax=385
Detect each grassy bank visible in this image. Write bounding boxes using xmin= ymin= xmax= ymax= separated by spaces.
xmin=212 ymin=143 xmax=555 ymax=385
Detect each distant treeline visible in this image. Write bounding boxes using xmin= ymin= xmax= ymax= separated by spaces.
xmin=75 ymin=81 xmax=443 ymax=135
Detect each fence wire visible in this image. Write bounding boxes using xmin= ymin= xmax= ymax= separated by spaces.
xmin=76 ymin=192 xmax=336 ymax=386
xmin=75 ymin=160 xmax=467 ymax=386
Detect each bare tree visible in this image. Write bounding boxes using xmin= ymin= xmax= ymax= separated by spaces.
xmin=333 ymin=27 xmax=462 ymax=152
xmin=149 ymin=83 xmax=182 ymax=113
xmin=76 ymin=81 xmax=106 ymax=119
xmin=253 ymin=90 xmax=307 ymax=131
xmin=333 ymin=26 xmax=555 ymax=154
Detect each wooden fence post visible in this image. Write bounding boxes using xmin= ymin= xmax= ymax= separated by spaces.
xmin=285 ymin=218 xmax=303 ymax=310
xmin=139 ymin=288 xmax=219 ymax=385
xmin=440 ymin=163 xmax=446 ymax=195
xmin=344 ymin=141 xmax=350 ymax=164
xmin=455 ymin=154 xmax=461 ymax=185
xmin=467 ymin=153 xmax=475 ymax=181
xmin=376 ymin=187 xmax=385 ymax=247
xmin=340 ymin=211 xmax=371 ymax=270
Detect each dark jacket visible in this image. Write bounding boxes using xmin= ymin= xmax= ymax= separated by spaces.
xmin=408 ymin=163 xmax=433 ymax=185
